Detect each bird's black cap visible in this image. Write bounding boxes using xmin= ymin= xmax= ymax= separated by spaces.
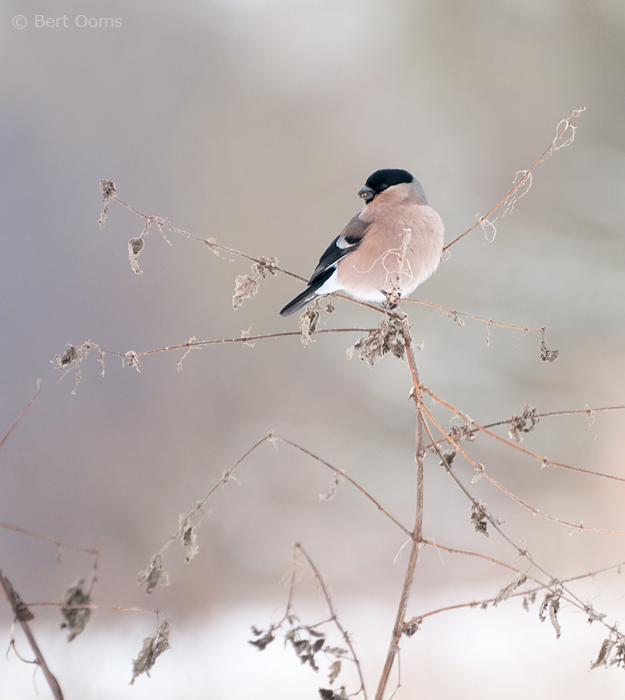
xmin=365 ymin=169 xmax=414 ymax=194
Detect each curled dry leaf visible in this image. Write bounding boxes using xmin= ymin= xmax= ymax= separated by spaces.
xmin=493 ymin=574 xmax=527 ymax=607
xmin=319 ymin=472 xmax=342 ymax=502
xmin=539 ymin=591 xmax=561 ymax=638
xmin=299 ymin=300 xmax=322 ymax=348
xmin=177 ymin=514 xmax=199 ymax=563
xmin=328 ymin=660 xmax=341 ymax=684
xmin=130 ymin=620 xmax=171 ymax=684
xmin=540 ymin=339 xmax=560 ymax=363
xmin=403 ymin=619 xmax=422 ymax=637
xmin=98 ymin=179 xmax=116 ymax=228
xmin=232 ymin=275 xmax=259 ymax=310
xmin=123 ymin=351 xmax=143 ymax=372
xmin=448 ymin=422 xmax=477 ymax=444
xmin=248 ymin=626 xmax=276 ymax=651
xmin=522 ymin=590 xmax=537 ymax=611
xmin=60 ymin=578 xmax=92 ymax=642
xmin=137 ymin=554 xmax=170 ymax=594
xmin=470 ymin=502 xmax=490 ymax=537
xmin=347 ymin=315 xmax=405 ymax=367
xmin=591 ymin=638 xmax=616 ymax=670
xmin=53 ymin=346 xmax=79 ymax=369
xmin=508 ymin=404 xmax=539 ymax=442
xmin=319 ymin=688 xmax=348 ymax=700
xmin=128 ymin=238 xmax=145 ymax=275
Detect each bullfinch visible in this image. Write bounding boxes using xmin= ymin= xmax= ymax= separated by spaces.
xmin=279 ymin=169 xmax=444 ymax=316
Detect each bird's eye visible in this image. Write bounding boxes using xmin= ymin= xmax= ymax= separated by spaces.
xmin=379 ymin=184 xmax=388 ymax=191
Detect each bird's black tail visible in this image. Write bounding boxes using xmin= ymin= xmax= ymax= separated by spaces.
xmin=279 ymin=268 xmax=335 ymax=317
xmin=279 ymin=286 xmax=319 ymax=316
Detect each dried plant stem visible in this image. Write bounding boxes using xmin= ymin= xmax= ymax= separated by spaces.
xmin=404 ymin=298 xmax=544 ymax=335
xmin=407 ymin=558 xmax=625 ymax=627
xmin=415 ymin=400 xmax=614 ymax=628
xmin=420 ymin=387 xmax=625 ymax=532
xmin=374 ymin=314 xmax=425 ymax=700
xmin=0 ymin=522 xmax=99 ymax=556
xmin=424 ymin=404 xmax=625 ymax=453
xmin=295 ymin=543 xmax=368 ymax=700
xmin=276 ymin=436 xmax=411 ymax=537
xmin=422 ymin=386 xmax=625 ymax=485
xmin=444 ymin=106 xmax=585 ymax=251
xmin=0 ymin=381 xmax=42 ymax=451
xmin=110 ymin=194 xmax=384 ymax=316
xmin=0 ymin=567 xmax=64 ymax=700
xmin=99 ymin=328 xmax=378 ymax=360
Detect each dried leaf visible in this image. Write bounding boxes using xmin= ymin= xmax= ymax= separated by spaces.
xmin=403 ymin=619 xmax=422 ymax=637
xmin=609 ymin=642 xmax=625 ymax=668
xmin=98 ymin=179 xmax=116 ymax=228
xmin=128 ymin=238 xmax=144 ymax=275
xmin=522 ymin=590 xmax=537 ymax=611
xmin=130 ymin=620 xmax=171 ymax=684
xmin=439 ymin=450 xmax=456 ymax=468
xmin=328 ymin=660 xmax=341 ymax=684
xmin=493 ymin=575 xmax=527 ymax=607
xmin=319 ymin=688 xmax=348 ymax=700
xmin=319 ymin=473 xmax=342 ymax=502
xmin=123 ymin=351 xmax=143 ymax=372
xmin=508 ymin=404 xmax=539 ymax=442
xmin=444 ymin=309 xmax=465 ymax=327
xmin=539 ymin=592 xmax=561 ymax=638
xmin=177 ymin=514 xmax=199 ymax=563
xmin=248 ymin=629 xmax=275 ymax=651
xmin=586 ymin=606 xmax=607 ymax=624
xmin=591 ymin=638 xmax=615 ymax=669
xmin=540 ymin=339 xmax=560 ymax=363
xmin=232 ymin=275 xmax=259 ymax=310
xmin=60 ymin=578 xmax=92 ymax=642
xmin=252 ymin=256 xmax=279 ymax=278
xmin=347 ymin=315 xmax=405 ymax=367
xmin=448 ymin=422 xmax=477 ymax=443
xmin=323 ymin=646 xmax=347 ymax=656
xmin=470 ymin=502 xmax=490 ymax=537
xmin=299 ymin=300 xmax=321 ymax=348
xmin=312 ymin=637 xmax=325 ymax=653
xmin=137 ymin=554 xmax=170 ymax=594
xmin=53 ymin=345 xmax=79 ymax=369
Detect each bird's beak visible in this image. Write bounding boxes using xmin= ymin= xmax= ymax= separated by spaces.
xmin=358 ymin=186 xmax=375 ymax=203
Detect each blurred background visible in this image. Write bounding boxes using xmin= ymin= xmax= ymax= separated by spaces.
xmin=1 ymin=0 xmax=625 ymax=698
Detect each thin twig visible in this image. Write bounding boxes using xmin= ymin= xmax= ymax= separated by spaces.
xmin=0 ymin=522 xmax=99 ymax=556
xmin=98 ymin=328 xmax=378 ymax=359
xmin=0 ymin=381 xmax=42 ymax=452
xmin=406 ymin=558 xmax=625 ymax=627
xmin=416 ymin=399 xmax=610 ymax=621
xmin=424 ymin=404 xmax=625 ymax=453
xmin=111 ymin=194 xmax=385 ymax=315
xmin=422 ymin=386 xmax=625 ymax=484
xmin=374 ymin=312 xmax=425 ymax=700
xmin=404 ymin=298 xmax=544 ymax=335
xmin=444 ymin=107 xmax=585 ymax=251
xmin=420 ymin=387 xmax=625 ymax=531
xmin=275 ymin=436 xmax=411 ymax=537
xmin=0 ymin=567 xmax=64 ymax=700
xmin=296 ymin=543 xmax=368 ymax=700
xmin=27 ymin=602 xmax=157 ymax=615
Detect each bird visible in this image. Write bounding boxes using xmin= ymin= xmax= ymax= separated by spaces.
xmin=279 ymin=169 xmax=444 ymax=317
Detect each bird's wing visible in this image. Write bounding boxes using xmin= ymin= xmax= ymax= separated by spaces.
xmin=309 ymin=214 xmax=372 ymax=285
